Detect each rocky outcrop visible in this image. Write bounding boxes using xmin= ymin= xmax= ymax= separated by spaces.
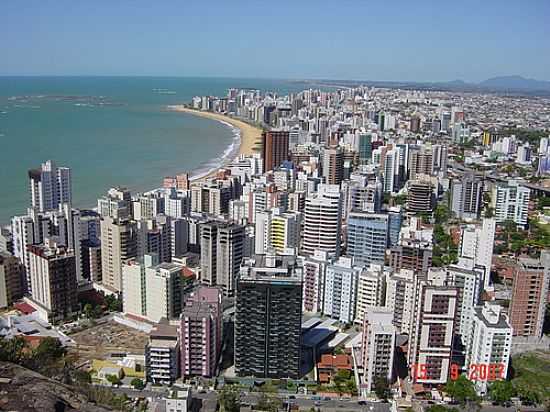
xmin=0 ymin=361 xmax=113 ymax=411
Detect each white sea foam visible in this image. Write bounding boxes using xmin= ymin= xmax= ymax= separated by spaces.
xmin=190 ymin=119 xmax=242 ymax=181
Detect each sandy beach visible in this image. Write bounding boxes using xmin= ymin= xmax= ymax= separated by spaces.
xmin=167 ymin=105 xmax=262 ymax=181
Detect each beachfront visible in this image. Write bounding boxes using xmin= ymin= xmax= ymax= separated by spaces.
xmin=168 ymin=105 xmax=262 ymax=157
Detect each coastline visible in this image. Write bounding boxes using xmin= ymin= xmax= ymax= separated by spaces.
xmin=167 ymin=105 xmax=263 ymax=181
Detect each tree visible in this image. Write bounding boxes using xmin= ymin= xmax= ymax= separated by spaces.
xmin=488 ymin=380 xmax=516 ymax=404
xmin=256 ymin=393 xmax=281 ymax=412
xmin=130 ymin=378 xmax=145 ymax=390
xmin=218 ymin=385 xmax=240 ymax=412
xmin=104 ymin=294 xmax=122 ymax=312
xmin=373 ymin=376 xmax=391 ymax=401
xmin=434 ymin=204 xmax=451 ymax=224
xmin=0 ymin=336 xmax=26 ymax=364
xmin=106 ymin=374 xmax=121 ymax=386
xmin=83 ymin=303 xmax=94 ymax=319
xmin=444 ymin=375 xmax=480 ymax=407
xmin=517 ymin=386 xmax=540 ymax=406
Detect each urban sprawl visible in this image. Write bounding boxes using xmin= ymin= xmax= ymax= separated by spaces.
xmin=2 ymin=85 xmax=550 ymax=412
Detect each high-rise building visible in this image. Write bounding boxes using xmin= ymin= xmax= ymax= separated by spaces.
xmin=262 ymin=130 xmax=289 ymax=172
xmin=145 ymin=324 xmax=180 ymax=386
xmin=358 ymin=133 xmax=372 ymax=165
xmin=302 ymin=184 xmax=342 ymax=257
xmin=97 ymin=187 xmax=132 ymax=220
xmin=409 ymin=149 xmax=434 ymax=180
xmin=385 ymin=268 xmax=416 ymax=335
xmin=408 ymin=276 xmax=458 ymax=385
xmin=200 ymin=222 xmax=244 ymax=296
xmin=458 ymin=219 xmax=495 ymax=289
xmin=235 ymin=254 xmax=302 ymax=378
xmin=361 ymin=307 xmax=396 ymax=393
xmin=389 ymin=218 xmax=433 ymax=275
xmin=450 ymin=173 xmax=483 ymax=220
xmin=122 ymin=254 xmax=158 ymax=319
xmin=0 ymin=252 xmax=24 ymax=309
xmin=301 ymin=250 xmax=332 ymax=313
xmin=465 ymin=303 xmax=512 ymax=394
xmin=180 ymin=287 xmax=222 ymax=378
xmin=255 ymin=208 xmax=301 ymax=255
xmin=323 ymin=257 xmax=361 ymax=324
xmin=27 ymin=242 xmax=78 ymax=322
xmin=407 ymin=179 xmax=434 ymax=212
xmin=322 ymin=146 xmax=344 ymax=185
xmin=145 ymin=261 xmax=184 ymax=323
xmin=355 ymin=264 xmax=386 ymax=324
xmin=492 ymin=182 xmax=530 ymax=227
xmin=509 ymin=254 xmax=549 ymax=338
xmin=446 ymin=258 xmax=484 ymax=344
xmin=28 ymin=160 xmax=72 ymax=212
xmin=346 ymin=212 xmax=388 ymax=267
xmin=100 ymin=216 xmax=138 ymax=293
xmin=382 ymin=148 xmax=399 ymax=193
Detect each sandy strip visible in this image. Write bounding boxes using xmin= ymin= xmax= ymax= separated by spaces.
xmin=167 ymin=105 xmax=263 ymax=181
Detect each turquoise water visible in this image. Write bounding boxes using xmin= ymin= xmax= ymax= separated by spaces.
xmin=0 ymin=77 xmax=305 ymax=224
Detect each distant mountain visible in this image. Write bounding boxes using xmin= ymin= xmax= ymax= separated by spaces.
xmin=478 ymin=75 xmax=550 ymax=91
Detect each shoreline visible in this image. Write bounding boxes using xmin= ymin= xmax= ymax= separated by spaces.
xmin=167 ymin=105 xmax=263 ymax=181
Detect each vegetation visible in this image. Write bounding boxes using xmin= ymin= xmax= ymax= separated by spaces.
xmin=218 ymin=385 xmax=241 ymax=412
xmin=434 ymin=204 xmax=451 ymax=225
xmin=444 ymin=375 xmax=480 ymax=409
xmin=106 ymin=374 xmax=121 ymax=386
xmin=130 ymin=377 xmax=145 ymax=390
xmin=511 ymin=351 xmax=550 ymax=403
xmin=432 ymin=224 xmax=458 ymax=267
xmin=104 ymin=294 xmax=122 ymax=312
xmin=0 ymin=336 xmax=133 ymax=410
xmin=373 ymin=376 xmax=391 ymax=401
xmin=256 ymin=393 xmax=282 ymax=412
xmin=500 ymin=128 xmax=549 ymax=146
xmin=488 ymin=380 xmax=516 ymax=405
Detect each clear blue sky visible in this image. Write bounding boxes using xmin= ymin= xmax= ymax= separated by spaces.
xmin=2 ymin=0 xmax=549 ymax=82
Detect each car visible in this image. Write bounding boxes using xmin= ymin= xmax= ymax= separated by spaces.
xmin=358 ymin=400 xmax=367 ymax=405
xmin=288 ymin=395 xmax=296 ymax=399
xmin=323 ymin=397 xmax=331 ymax=401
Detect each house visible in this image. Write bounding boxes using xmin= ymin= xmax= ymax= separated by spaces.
xmin=316 ymin=354 xmax=353 ymax=384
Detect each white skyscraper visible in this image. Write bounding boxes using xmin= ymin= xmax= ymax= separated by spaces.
xmin=465 ymin=303 xmax=512 ymax=394
xmin=361 ymin=307 xmax=396 ymax=394
xmin=355 ymin=264 xmax=386 ymax=324
xmin=145 ymin=261 xmax=183 ymax=323
xmin=459 ymin=218 xmax=496 ymax=289
xmin=492 ymin=182 xmax=530 ymax=227
xmin=323 ymin=256 xmax=360 ymax=324
xmin=28 ymin=160 xmax=72 ymax=212
xmin=302 ymin=184 xmax=342 ymax=257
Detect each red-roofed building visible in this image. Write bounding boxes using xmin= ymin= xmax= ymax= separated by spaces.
xmin=316 ymin=354 xmax=353 ymax=383
xmin=14 ymin=301 xmax=36 ymax=314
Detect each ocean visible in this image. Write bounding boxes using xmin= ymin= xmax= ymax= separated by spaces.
xmin=0 ymin=76 xmax=306 ymax=224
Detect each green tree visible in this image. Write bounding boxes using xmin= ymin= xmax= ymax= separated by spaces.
xmin=434 ymin=204 xmax=451 ymax=224
xmin=83 ymin=303 xmax=94 ymax=319
xmin=104 ymin=294 xmax=122 ymax=312
xmin=130 ymin=378 xmax=145 ymax=390
xmin=488 ymin=380 xmax=516 ymax=404
xmin=444 ymin=375 xmax=480 ymax=407
xmin=517 ymin=386 xmax=540 ymax=406
xmin=256 ymin=393 xmax=282 ymax=412
xmin=0 ymin=336 xmax=26 ymax=364
xmin=373 ymin=376 xmax=391 ymax=401
xmin=218 ymin=385 xmax=240 ymax=412
xmin=106 ymin=374 xmax=121 ymax=386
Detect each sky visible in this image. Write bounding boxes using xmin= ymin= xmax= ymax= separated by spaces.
xmin=1 ymin=0 xmax=549 ymax=82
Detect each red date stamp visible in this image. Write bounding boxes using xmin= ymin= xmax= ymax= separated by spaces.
xmin=411 ymin=363 xmax=506 ymax=381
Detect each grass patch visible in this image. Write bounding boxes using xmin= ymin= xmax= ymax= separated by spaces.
xmin=511 ymin=351 xmax=550 ymax=401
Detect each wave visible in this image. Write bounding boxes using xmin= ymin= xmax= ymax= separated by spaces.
xmin=189 ymin=120 xmax=242 ymax=181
